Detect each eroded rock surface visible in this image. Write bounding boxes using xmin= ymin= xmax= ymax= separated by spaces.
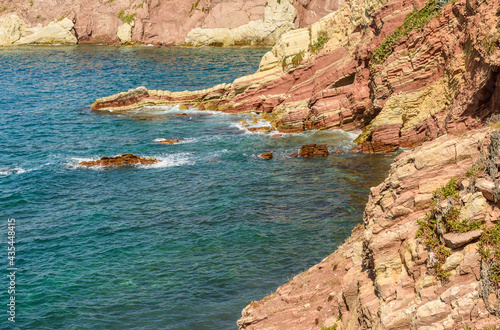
xmin=237 ymin=128 xmax=500 ymax=329
xmin=0 ymin=0 xmax=338 ymax=46
xmin=92 ymin=0 xmax=500 ymax=154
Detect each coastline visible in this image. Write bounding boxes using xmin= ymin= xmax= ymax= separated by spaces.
xmin=86 ymin=0 xmax=500 ymax=327
xmin=4 ymin=0 xmax=500 ymax=326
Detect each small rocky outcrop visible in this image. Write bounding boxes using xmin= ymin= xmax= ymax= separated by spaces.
xmin=298 ymin=144 xmax=329 ymax=158
xmin=260 ymin=152 xmax=273 ymax=159
xmin=158 ymin=139 xmax=180 ymax=144
xmin=78 ymin=154 xmax=159 ymax=167
xmin=238 ymin=128 xmax=500 ymax=329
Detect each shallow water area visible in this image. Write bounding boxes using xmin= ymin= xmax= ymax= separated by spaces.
xmin=0 ymin=45 xmax=394 ymax=329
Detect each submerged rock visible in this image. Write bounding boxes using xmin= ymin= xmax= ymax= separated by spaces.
xmin=78 ymin=154 xmax=159 ymax=167
xmin=298 ymin=144 xmax=329 ymax=158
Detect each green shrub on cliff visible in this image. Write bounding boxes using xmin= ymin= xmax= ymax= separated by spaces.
xmin=370 ymin=0 xmax=442 ymax=71
xmin=123 ymin=13 xmax=136 ymax=24
xmin=479 ymin=222 xmax=500 ymax=284
xmin=291 ymin=51 xmax=304 ymax=66
xmin=309 ymin=30 xmax=329 ymax=54
xmin=416 ymin=178 xmax=482 ymax=279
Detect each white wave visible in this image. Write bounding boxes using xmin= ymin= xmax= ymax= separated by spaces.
xmin=69 ymin=153 xmax=195 ymax=170
xmin=137 ymin=153 xmax=195 ymax=169
xmin=145 ymin=105 xmax=231 ymax=116
xmin=0 ymin=167 xmax=26 ymax=176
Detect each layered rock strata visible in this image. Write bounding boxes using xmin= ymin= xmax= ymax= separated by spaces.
xmin=237 ymin=128 xmax=500 ymax=329
xmin=91 ymin=0 xmax=500 ymax=153
xmin=0 ymin=0 xmax=336 ymax=46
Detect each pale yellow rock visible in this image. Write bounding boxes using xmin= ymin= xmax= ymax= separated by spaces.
xmin=413 ymin=139 xmax=456 ymax=170
xmin=15 ymin=18 xmax=77 ymax=45
xmin=442 ymin=252 xmax=463 ymax=272
xmin=415 ymin=193 xmax=433 ymax=209
xmin=117 ymin=22 xmax=134 ymax=44
xmin=440 ymin=282 xmax=477 ymax=304
xmin=185 ymin=0 xmax=296 ymax=47
xmin=415 ymin=300 xmax=451 ymax=327
xmin=0 ymin=14 xmax=27 ymax=45
xmin=351 ymin=241 xmax=364 ymax=266
xmin=459 ymin=192 xmax=488 ymax=222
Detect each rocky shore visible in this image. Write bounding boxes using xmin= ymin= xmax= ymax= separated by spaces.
xmin=8 ymin=0 xmax=499 ymax=327
xmin=237 ymin=128 xmax=500 ymax=329
xmin=89 ymin=0 xmax=500 ymax=326
xmin=91 ymin=0 xmax=500 ymax=152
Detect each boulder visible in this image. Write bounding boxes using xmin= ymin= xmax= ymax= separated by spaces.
xmin=0 ymin=14 xmax=27 ymax=45
xmin=443 ymin=230 xmax=483 ymax=249
xmin=117 ymin=22 xmax=134 ymax=44
xmin=15 ymin=18 xmax=77 ymax=45
xmin=298 ymin=144 xmax=329 ymax=158
xmin=260 ymin=152 xmax=273 ymax=159
xmin=78 ymin=154 xmax=159 ymax=167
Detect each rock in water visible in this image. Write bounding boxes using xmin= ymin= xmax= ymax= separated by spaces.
xmin=78 ymin=154 xmax=159 ymax=167
xmin=159 ymin=139 xmax=180 ymax=144
xmin=298 ymin=144 xmax=329 ymax=158
xmin=260 ymin=152 xmax=273 ymax=159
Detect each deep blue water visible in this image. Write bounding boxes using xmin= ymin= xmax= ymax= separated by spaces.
xmin=0 ymin=45 xmax=393 ymax=329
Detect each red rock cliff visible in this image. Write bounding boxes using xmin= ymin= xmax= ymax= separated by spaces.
xmin=0 ymin=0 xmax=341 ymax=45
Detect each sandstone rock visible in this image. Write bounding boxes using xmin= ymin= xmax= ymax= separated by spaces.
xmin=290 ymin=152 xmax=298 ymax=157
xmin=185 ymin=0 xmax=296 ymax=47
xmin=78 ymin=154 xmax=159 ymax=167
xmin=459 ymin=192 xmax=488 ymax=222
xmin=475 ymin=178 xmax=496 ymax=202
xmin=0 ymin=14 xmax=27 ymax=45
xmin=15 ymin=18 xmax=77 ymax=45
xmin=271 ymin=134 xmax=282 ymax=138
xmin=414 ymin=300 xmax=451 ymax=327
xmin=443 ymin=230 xmax=483 ymax=249
xmin=298 ymin=144 xmax=329 ymax=158
xmin=441 ymin=252 xmax=463 ymax=272
xmin=248 ymin=126 xmax=272 ymax=133
xmin=260 ymin=152 xmax=273 ymax=159
xmin=159 ymin=139 xmax=180 ymax=144
xmin=117 ymin=22 xmax=134 ymax=44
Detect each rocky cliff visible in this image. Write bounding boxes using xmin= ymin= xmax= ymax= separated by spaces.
xmin=0 ymin=0 xmax=338 ymax=46
xmin=91 ymin=0 xmax=500 ymax=154
xmin=237 ymin=127 xmax=500 ymax=329
xmin=88 ymin=0 xmax=500 ymax=328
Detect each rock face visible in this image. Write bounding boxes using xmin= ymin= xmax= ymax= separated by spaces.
xmin=92 ymin=0 xmax=500 ymax=154
xmin=78 ymin=154 xmax=159 ymax=167
xmin=185 ymin=0 xmax=296 ymax=46
xmin=0 ymin=15 xmax=76 ymax=45
xmin=237 ymin=128 xmax=500 ymax=329
xmin=0 ymin=0 xmax=336 ymax=46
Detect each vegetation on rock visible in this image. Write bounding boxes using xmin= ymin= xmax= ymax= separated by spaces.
xmin=370 ymin=0 xmax=444 ymax=70
xmin=417 ymin=178 xmax=482 ymax=278
xmin=309 ymin=30 xmax=329 ymax=53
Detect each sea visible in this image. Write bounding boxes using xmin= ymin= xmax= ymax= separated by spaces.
xmin=0 ymin=45 xmax=393 ymax=329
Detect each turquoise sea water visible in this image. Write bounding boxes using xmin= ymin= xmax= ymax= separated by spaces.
xmin=0 ymin=45 xmax=393 ymax=329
